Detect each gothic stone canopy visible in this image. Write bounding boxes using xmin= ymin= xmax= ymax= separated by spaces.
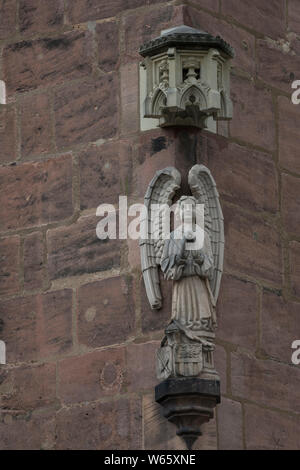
xmin=139 ymin=25 xmax=234 ymax=128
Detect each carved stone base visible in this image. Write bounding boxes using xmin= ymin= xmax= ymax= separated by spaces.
xmin=157 ymin=321 xmax=219 ymax=380
xmin=155 ymin=377 xmax=220 ymax=450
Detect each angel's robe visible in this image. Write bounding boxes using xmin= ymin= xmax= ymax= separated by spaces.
xmin=161 ymin=228 xmax=217 ymax=331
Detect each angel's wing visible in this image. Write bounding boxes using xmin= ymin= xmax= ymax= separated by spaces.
xmin=140 ymin=167 xmax=181 ymax=309
xmin=188 ymin=164 xmax=224 ymax=302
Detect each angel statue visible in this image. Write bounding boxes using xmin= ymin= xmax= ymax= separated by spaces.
xmin=140 ymin=165 xmax=224 ymax=380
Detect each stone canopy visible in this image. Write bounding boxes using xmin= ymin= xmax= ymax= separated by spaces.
xmin=139 ymin=25 xmax=235 ymax=59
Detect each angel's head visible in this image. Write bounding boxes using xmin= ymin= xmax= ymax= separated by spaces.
xmin=176 ymin=196 xmax=197 ymax=223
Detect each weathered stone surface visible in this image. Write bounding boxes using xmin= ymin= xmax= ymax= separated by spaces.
xmin=245 ymin=403 xmax=300 ymax=450
xmin=200 ymin=135 xmax=278 ymax=213
xmin=217 ymin=398 xmax=243 ymax=449
xmin=231 ymin=352 xmax=300 ymax=412
xmin=123 ymin=5 xmax=184 ymax=61
xmin=281 ymin=173 xmax=300 ymax=237
xmin=120 ymin=62 xmax=139 ymax=135
xmin=278 ymin=96 xmax=300 ymax=175
xmin=56 ymin=403 xmax=101 ymax=450
xmin=47 ymin=215 xmax=121 ymax=280
xmin=54 ymin=76 xmax=118 ymax=149
xmin=0 ymin=0 xmax=17 ymax=39
xmin=24 ymin=232 xmax=45 ymax=290
xmin=0 ymin=289 xmax=73 ymax=362
xmin=214 ymin=344 xmax=227 ymax=394
xmin=0 ymin=408 xmax=56 ymax=450
xmin=290 ymin=241 xmax=300 ymax=298
xmin=126 ymin=342 xmax=159 ymax=392
xmin=0 ymin=154 xmax=73 ymax=231
xmin=288 ymin=0 xmax=300 ymax=33
xmin=20 ymin=93 xmax=54 ymax=158
xmin=217 ymin=274 xmax=257 ymax=351
xmin=221 ymin=0 xmax=286 ymax=39
xmin=78 ymin=276 xmax=135 ymax=348
xmin=66 ymin=0 xmax=171 ymax=24
xmin=257 ymin=38 xmax=300 ymax=94
xmin=0 ymin=236 xmax=20 ymax=296
xmin=230 ymin=75 xmax=275 ymax=150
xmin=127 ymin=236 xmax=142 ymax=271
xmin=96 ymin=21 xmax=119 ymax=72
xmin=3 ymin=31 xmax=93 ymax=94
xmin=193 ymin=0 xmax=219 ymax=11
xmin=0 ymin=105 xmax=17 ymax=163
xmin=134 ymin=129 xmax=177 ymax=198
xmin=0 ymin=363 xmax=56 ymax=411
xmin=19 ymin=0 xmax=64 ymax=34
xmin=223 ymin=205 xmax=282 ymax=285
xmin=173 ymin=129 xmax=204 ymax=186
xmin=79 ymin=140 xmax=132 ymax=210
xmin=56 ymin=397 xmax=142 ymax=450
xmin=261 ymin=290 xmax=300 ymax=363
xmin=66 ymin=0 xmax=123 ymax=22
xmin=143 ymin=393 xmax=217 ymax=450
xmin=58 ymin=347 xmax=126 ymax=404
xmin=184 ymin=6 xmax=256 ymax=75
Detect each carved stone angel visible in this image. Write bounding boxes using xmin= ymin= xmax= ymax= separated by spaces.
xmin=140 ymin=165 xmax=224 ymax=381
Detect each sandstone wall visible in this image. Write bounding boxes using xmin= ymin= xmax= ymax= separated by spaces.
xmin=0 ymin=0 xmax=299 ymax=449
